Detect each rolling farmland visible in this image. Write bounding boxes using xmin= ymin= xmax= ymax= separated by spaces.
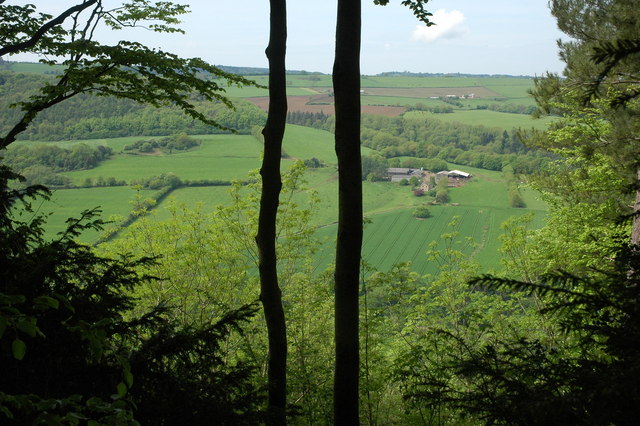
xmin=27 ymin=124 xmax=547 ymax=276
xmin=4 ymin=65 xmax=551 ymax=276
xmin=236 ymin=73 xmax=552 ymax=130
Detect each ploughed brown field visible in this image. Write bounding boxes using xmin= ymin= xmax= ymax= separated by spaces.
xmin=247 ymin=95 xmax=406 ymax=117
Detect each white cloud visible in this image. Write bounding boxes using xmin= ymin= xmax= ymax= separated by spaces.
xmin=411 ymin=9 xmax=469 ymax=43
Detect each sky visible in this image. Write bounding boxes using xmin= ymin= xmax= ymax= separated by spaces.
xmin=8 ymin=0 xmax=567 ymax=76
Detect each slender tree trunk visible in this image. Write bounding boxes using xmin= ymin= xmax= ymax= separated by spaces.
xmin=332 ymin=0 xmax=362 ymax=423
xmin=256 ymin=1 xmax=288 ymax=423
xmin=632 ymin=167 xmax=640 ymax=247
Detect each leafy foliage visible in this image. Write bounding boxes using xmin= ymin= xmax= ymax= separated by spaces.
xmin=0 ymin=71 xmax=266 ymax=141
xmin=373 ymin=1 xmax=434 ymax=26
xmin=413 ymin=205 xmax=432 ymax=218
xmin=402 ymin=241 xmax=640 ymax=425
xmin=0 ymin=165 xmax=264 ymax=423
xmin=0 ymin=1 xmax=258 ymax=148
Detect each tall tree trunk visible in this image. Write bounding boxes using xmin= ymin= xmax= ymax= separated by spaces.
xmin=632 ymin=167 xmax=640 ymax=247
xmin=332 ymin=0 xmax=362 ymax=423
xmin=256 ymin=1 xmax=288 ymax=424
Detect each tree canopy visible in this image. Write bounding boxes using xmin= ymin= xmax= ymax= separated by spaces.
xmin=0 ymin=0 xmax=256 ymax=149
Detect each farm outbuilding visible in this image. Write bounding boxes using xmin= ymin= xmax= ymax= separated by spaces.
xmin=436 ymin=169 xmax=472 ymax=187
xmin=387 ymin=167 xmax=424 ymax=182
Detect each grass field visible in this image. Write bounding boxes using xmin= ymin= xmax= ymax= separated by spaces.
xmin=361 ymin=96 xmax=444 ymax=107
xmin=309 ymin=162 xmax=546 ymax=275
xmin=313 ymin=204 xmax=543 ymax=276
xmin=7 ymin=63 xmax=551 ymax=274
xmin=23 ymin=122 xmax=548 ymax=276
xmin=64 ymin=134 xmax=264 ymax=184
xmin=35 ymin=186 xmax=154 ymax=241
xmin=283 ymin=126 xmax=338 ymax=163
xmin=404 ymin=110 xmax=553 ymax=130
xmin=7 ymin=62 xmax=64 ymax=74
xmin=146 ymin=164 xmax=544 ymax=277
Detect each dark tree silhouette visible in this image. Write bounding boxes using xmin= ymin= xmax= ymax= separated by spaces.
xmin=332 ymin=0 xmax=363 ymax=423
xmin=256 ymin=0 xmax=289 ymax=423
xmin=331 ymin=3 xmax=434 ymax=422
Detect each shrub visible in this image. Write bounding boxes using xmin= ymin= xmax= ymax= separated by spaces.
xmin=413 ymin=205 xmax=432 ymax=218
xmin=304 ymin=157 xmax=324 ymax=168
xmin=436 ymin=190 xmax=449 ymax=203
xmin=509 ymin=192 xmax=526 ymax=208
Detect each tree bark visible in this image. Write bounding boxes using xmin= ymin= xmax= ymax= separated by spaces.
xmin=332 ymin=0 xmax=362 ymax=424
xmin=256 ymin=0 xmax=288 ymax=424
xmin=632 ymin=167 xmax=640 ymax=247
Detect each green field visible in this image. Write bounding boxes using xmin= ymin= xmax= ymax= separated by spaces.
xmin=7 ymin=63 xmax=551 ymax=274
xmin=311 ymin=163 xmax=546 ymax=275
xmin=64 ymin=134 xmax=263 ymax=184
xmin=36 ymin=186 xmax=154 ymax=241
xmin=361 ymin=96 xmax=444 ymax=107
xmin=6 ymin=62 xmax=65 ymax=74
xmin=404 ymin=110 xmax=553 ymax=130
xmin=25 ymin=120 xmax=547 ymax=276
xmin=313 ymin=203 xmax=543 ymax=276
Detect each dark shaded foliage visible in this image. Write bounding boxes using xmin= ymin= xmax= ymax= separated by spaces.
xmin=130 ymin=304 xmax=265 ymax=425
xmin=399 ymin=239 xmax=640 ymax=425
xmin=0 ymin=165 xmax=265 ymax=424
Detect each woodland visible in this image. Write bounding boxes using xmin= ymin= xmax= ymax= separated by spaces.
xmin=1 ymin=0 xmax=640 ymax=425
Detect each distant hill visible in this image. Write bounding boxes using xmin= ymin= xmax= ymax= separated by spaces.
xmin=375 ymin=71 xmax=535 ymax=79
xmin=0 ymin=60 xmax=324 ymax=77
xmin=3 ymin=60 xmax=535 ymax=79
xmin=216 ymin=65 xmax=327 ymax=76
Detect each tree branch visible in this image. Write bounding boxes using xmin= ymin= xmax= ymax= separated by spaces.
xmin=0 ymin=0 xmax=99 ymax=57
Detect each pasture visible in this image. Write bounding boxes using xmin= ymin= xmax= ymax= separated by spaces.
xmin=311 ymin=163 xmax=546 ymax=275
xmin=403 ymin=110 xmax=553 ymax=130
xmin=313 ymin=203 xmax=543 ymax=277
xmin=8 ymin=64 xmax=551 ymax=274
xmin=64 ymin=134 xmax=263 ymax=184
xmin=24 ymin=120 xmax=548 ymax=276
xmin=36 ymin=186 xmax=153 ymax=241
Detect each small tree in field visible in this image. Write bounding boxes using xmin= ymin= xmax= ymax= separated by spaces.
xmin=413 ymin=205 xmax=432 ymax=218
xmin=436 ymin=190 xmax=449 ymax=203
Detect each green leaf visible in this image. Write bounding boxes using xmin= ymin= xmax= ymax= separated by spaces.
xmin=0 ymin=404 xmax=14 ymax=419
xmin=67 ymin=411 xmax=88 ymax=420
xmin=12 ymin=338 xmax=26 ymax=360
xmin=0 ymin=294 xmax=26 ymax=306
xmin=116 ymin=382 xmax=127 ymax=398
xmin=33 ymin=295 xmax=60 ymax=310
xmin=124 ymin=370 xmax=134 ymax=388
xmin=16 ymin=318 xmax=38 ymax=338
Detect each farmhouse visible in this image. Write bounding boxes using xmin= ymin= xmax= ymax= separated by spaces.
xmin=387 ymin=167 xmax=423 ymax=182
